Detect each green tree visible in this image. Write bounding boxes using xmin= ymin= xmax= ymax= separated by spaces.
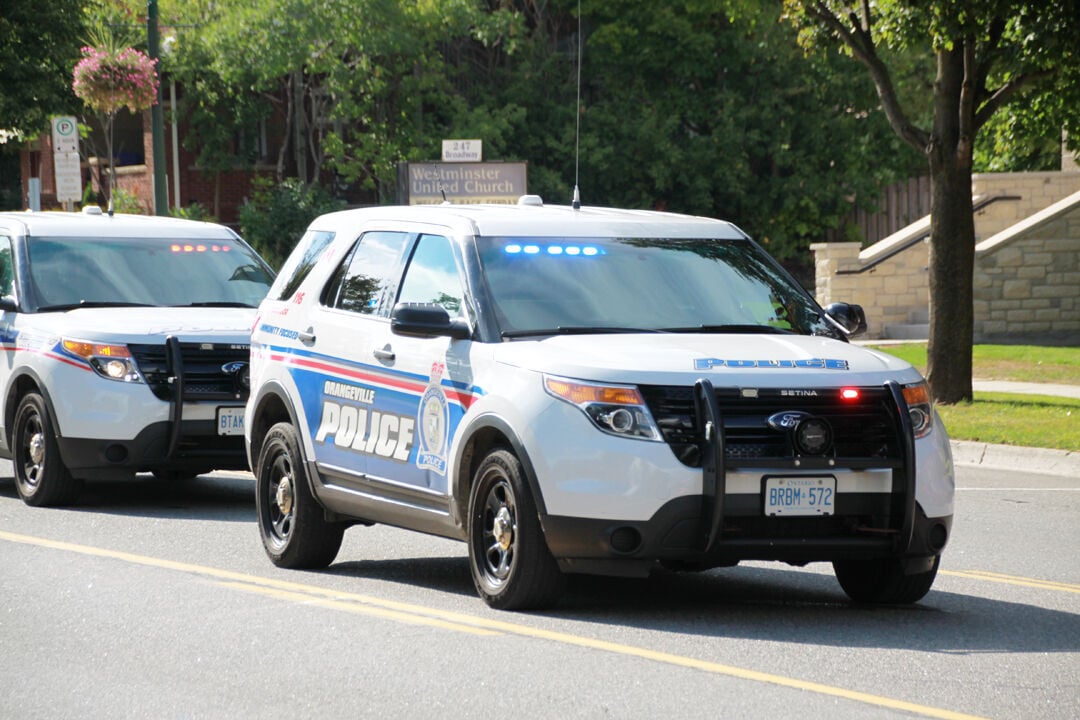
xmin=238 ymin=177 xmax=344 ymax=269
xmin=783 ymin=1 xmax=1080 ymax=404
xmin=576 ymin=0 xmax=925 ymax=261
xmin=0 ymin=0 xmax=86 ymax=138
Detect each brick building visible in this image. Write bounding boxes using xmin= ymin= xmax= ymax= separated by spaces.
xmin=18 ymin=97 xmax=281 ymax=226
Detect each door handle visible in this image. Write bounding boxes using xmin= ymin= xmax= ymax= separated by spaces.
xmin=374 ymin=345 xmax=395 ymax=362
xmin=298 ymin=327 xmax=316 ymax=345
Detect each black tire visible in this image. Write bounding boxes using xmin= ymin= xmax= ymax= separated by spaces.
xmin=467 ymin=448 xmax=564 ymax=610
xmin=12 ymin=393 xmax=83 ymax=507
xmin=255 ymin=422 xmax=343 ymax=569
xmin=833 ymin=555 xmax=941 ymax=604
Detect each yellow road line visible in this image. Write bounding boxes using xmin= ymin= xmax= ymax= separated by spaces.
xmin=1 ymin=529 xmax=986 ymax=720
xmin=215 ymin=581 xmax=500 ymax=635
xmin=942 ymin=569 xmax=1080 ymax=594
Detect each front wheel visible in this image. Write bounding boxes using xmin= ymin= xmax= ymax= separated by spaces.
xmin=255 ymin=422 xmax=344 ymax=568
xmin=833 ymin=555 xmax=941 ymax=604
xmin=13 ymin=393 xmax=82 ymax=507
xmin=467 ymin=448 xmax=564 ymax=610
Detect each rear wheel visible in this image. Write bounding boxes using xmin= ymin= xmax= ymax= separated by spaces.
xmin=255 ymin=422 xmax=343 ymax=568
xmin=13 ymin=393 xmax=82 ymax=507
xmin=467 ymin=448 xmax=564 ymax=610
xmin=833 ymin=555 xmax=940 ymax=604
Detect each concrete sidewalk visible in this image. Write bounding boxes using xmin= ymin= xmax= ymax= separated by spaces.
xmin=973 ymin=379 xmax=1080 ymax=399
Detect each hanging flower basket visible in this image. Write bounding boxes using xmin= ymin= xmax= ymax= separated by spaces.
xmin=73 ymin=46 xmax=159 ymax=114
xmin=72 ymin=45 xmax=159 ymax=208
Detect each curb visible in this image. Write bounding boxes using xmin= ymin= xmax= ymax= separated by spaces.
xmin=950 ymin=440 xmax=1080 ymax=478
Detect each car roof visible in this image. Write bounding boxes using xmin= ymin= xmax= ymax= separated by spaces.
xmin=0 ymin=210 xmax=239 ymax=240
xmin=308 ymin=200 xmax=749 ymax=240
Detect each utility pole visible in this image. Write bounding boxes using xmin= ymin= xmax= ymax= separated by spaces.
xmin=148 ymin=0 xmax=169 ymax=215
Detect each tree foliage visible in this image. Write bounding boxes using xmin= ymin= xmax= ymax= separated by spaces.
xmin=0 ymin=0 xmax=87 ymax=140
xmin=16 ymin=0 xmax=1076 ymax=352
xmin=238 ymin=177 xmax=344 ymax=269
xmin=782 ymin=0 xmax=1080 ymax=403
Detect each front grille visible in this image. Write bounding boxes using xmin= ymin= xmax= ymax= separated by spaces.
xmin=639 ymin=384 xmax=902 ymax=468
xmin=130 ymin=342 xmax=249 ymax=401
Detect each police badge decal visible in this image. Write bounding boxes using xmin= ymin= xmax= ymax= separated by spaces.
xmin=416 ymin=383 xmax=450 ymax=474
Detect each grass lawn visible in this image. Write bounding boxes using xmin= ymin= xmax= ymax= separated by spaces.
xmin=867 ymin=344 xmax=1080 ymax=451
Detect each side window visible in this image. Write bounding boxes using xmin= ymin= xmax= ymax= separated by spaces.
xmin=0 ymin=236 xmax=14 ymax=299
xmin=328 ymin=231 xmax=409 ymax=316
xmin=270 ymin=230 xmax=335 ymax=301
xmin=397 ymin=234 xmax=466 ymax=317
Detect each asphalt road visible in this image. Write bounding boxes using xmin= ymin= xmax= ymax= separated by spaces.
xmin=1 ymin=461 xmax=1077 ymax=720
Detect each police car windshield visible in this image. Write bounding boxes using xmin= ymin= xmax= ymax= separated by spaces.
xmin=29 ymin=236 xmax=273 ymax=310
xmin=477 ymin=237 xmax=839 ymax=338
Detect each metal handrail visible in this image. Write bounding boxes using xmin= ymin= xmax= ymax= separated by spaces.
xmin=836 ymin=194 xmax=1020 ymax=275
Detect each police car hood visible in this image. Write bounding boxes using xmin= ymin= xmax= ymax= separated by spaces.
xmin=28 ymin=306 xmax=256 ymax=344
xmin=493 ymin=333 xmax=922 ymax=387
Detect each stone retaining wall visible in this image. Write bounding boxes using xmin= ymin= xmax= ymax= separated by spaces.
xmin=812 ymin=171 xmax=1080 ymax=343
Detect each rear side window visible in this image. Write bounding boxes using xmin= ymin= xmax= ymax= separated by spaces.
xmin=270 ymin=230 xmax=336 ymax=301
xmin=0 ymin=236 xmax=14 ymax=299
xmin=323 ymin=231 xmax=410 ymax=316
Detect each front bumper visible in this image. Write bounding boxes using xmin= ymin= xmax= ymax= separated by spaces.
xmin=57 ymin=419 xmax=248 ymax=480
xmin=526 ymin=377 xmax=954 ymax=577
xmin=544 ymin=496 xmax=952 ymax=577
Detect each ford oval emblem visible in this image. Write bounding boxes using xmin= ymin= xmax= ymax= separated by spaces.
xmin=221 ymin=361 xmax=248 ymax=375
xmin=767 ymin=410 xmax=811 ymax=431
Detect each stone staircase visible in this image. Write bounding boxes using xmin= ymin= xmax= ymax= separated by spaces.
xmin=882 ymin=309 xmax=929 ymax=340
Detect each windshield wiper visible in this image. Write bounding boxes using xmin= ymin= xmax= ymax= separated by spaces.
xmin=175 ymin=301 xmax=256 ymax=308
xmin=36 ymin=301 xmax=154 ymax=312
xmin=659 ymin=324 xmax=793 ymax=334
xmin=502 ymin=326 xmax=666 ymax=338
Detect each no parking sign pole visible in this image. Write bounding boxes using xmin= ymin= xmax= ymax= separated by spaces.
xmin=51 ymin=116 xmax=82 ymax=211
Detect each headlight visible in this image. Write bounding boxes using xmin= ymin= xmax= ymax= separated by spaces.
xmin=544 ymin=374 xmax=662 ymax=441
xmin=62 ymin=339 xmax=143 ymax=383
xmin=902 ymin=381 xmax=934 ymax=438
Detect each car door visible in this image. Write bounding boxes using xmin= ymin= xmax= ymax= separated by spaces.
xmin=296 ymin=230 xmax=412 ymax=482
xmin=363 ymin=232 xmax=475 ymax=496
xmin=0 ymin=233 xmax=16 ymax=450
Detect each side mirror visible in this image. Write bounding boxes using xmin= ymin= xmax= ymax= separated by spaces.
xmin=825 ymin=302 xmax=867 ymax=337
xmin=391 ymin=302 xmax=471 ymax=340
xmin=0 ymin=295 xmax=17 ymax=313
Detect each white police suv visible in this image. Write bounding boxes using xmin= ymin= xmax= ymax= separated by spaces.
xmin=0 ymin=209 xmax=273 ymax=506
xmin=246 ymin=198 xmax=954 ymax=609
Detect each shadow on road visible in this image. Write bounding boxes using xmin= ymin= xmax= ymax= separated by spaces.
xmin=318 ymin=547 xmax=1080 ymax=657
xmin=0 ymin=472 xmax=254 ymax=522
xmin=3 ymin=472 xmax=1075 ymax=658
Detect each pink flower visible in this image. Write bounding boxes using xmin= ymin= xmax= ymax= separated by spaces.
xmin=73 ymin=45 xmax=159 ymax=114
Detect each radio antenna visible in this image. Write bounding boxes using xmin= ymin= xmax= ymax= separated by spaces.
xmin=572 ymin=0 xmax=582 ymax=210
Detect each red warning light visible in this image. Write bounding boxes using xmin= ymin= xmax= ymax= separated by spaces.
xmin=840 ymin=387 xmax=860 ymax=401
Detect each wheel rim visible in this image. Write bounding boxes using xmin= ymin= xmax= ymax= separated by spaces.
xmin=479 ymin=474 xmax=517 ymax=585
xmin=18 ymin=411 xmax=45 ymax=492
xmin=266 ymin=448 xmax=295 ymax=544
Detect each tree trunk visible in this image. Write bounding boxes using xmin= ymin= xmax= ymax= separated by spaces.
xmin=925 ymin=157 xmax=975 ymax=405
xmin=924 ymin=47 xmax=975 ymax=405
xmin=292 ymin=69 xmax=308 ymax=184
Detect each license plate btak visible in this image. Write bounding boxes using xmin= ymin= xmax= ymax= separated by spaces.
xmin=217 ymin=406 xmax=245 ymax=436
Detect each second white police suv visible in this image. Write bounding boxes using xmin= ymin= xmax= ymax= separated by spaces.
xmin=246 ymin=197 xmax=954 ymax=610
